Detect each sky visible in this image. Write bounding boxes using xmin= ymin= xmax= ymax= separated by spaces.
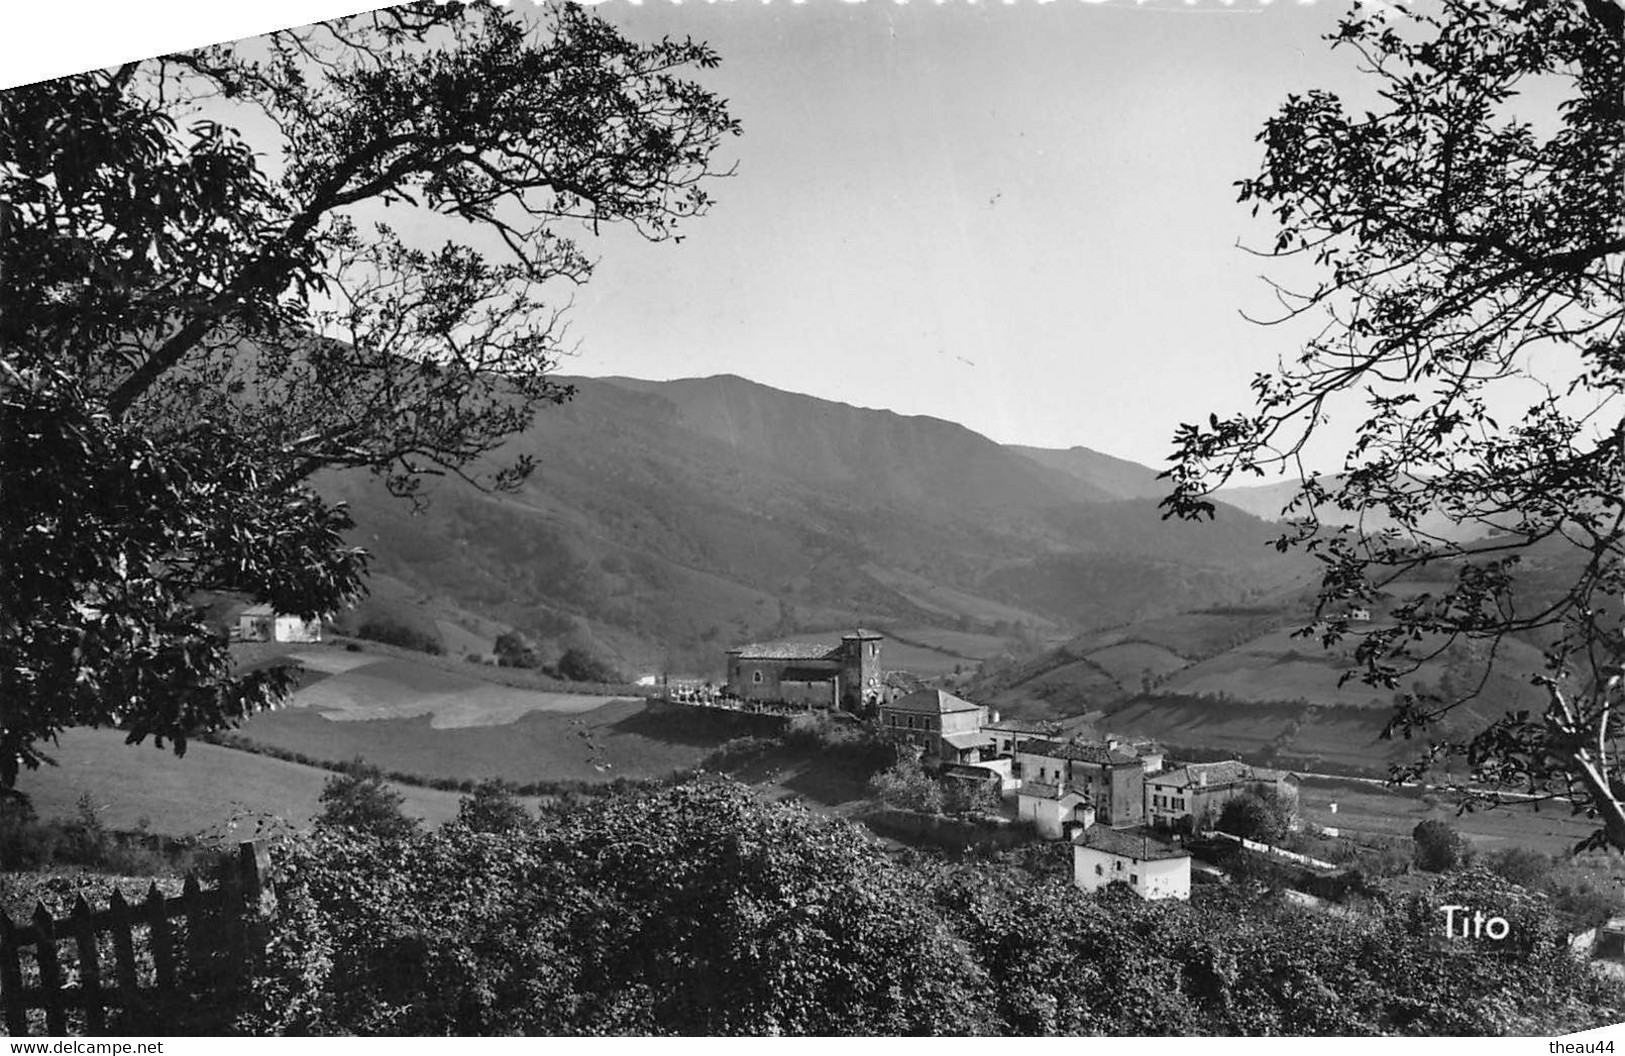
xmin=11 ymin=0 xmax=1406 ymax=469
xmin=562 ymin=0 xmax=1368 ymax=468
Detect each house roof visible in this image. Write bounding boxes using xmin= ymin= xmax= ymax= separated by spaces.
xmin=942 ymin=762 xmax=1002 ymax=781
xmin=1019 ymin=739 xmax=1140 ymax=766
xmin=1020 ymin=782 xmax=1093 ymax=805
xmin=886 ymin=689 xmax=984 ymax=716
xmin=841 ymin=627 xmax=884 ymax=640
xmin=240 ymin=604 xmax=275 ymax=617
xmin=940 ymin=730 xmax=996 ymax=751
xmin=1150 ymin=761 xmax=1292 ymax=790
xmin=984 ymin=717 xmax=1060 ymax=735
xmin=1072 ymin=826 xmax=1190 ymax=862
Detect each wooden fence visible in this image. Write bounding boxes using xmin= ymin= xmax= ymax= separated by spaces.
xmin=0 ymin=841 xmax=275 ymax=1036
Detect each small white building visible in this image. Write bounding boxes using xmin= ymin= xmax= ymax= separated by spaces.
xmin=236 ymin=604 xmax=322 ymax=643
xmin=1017 ymin=782 xmax=1095 ymax=840
xmin=1072 ymin=826 xmax=1191 ymax=901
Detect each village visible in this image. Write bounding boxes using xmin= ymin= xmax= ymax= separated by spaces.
xmin=654 ymin=627 xmax=1313 ymax=903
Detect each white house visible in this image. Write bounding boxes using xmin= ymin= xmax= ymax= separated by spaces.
xmin=236 ymin=604 xmax=322 ymax=643
xmin=1017 ymin=781 xmax=1095 ymax=840
xmin=1072 ymin=826 xmax=1191 ymax=901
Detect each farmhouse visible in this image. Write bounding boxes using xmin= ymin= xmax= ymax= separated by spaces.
xmin=1017 ymin=781 xmax=1095 ymax=840
xmin=1072 ymin=826 xmax=1191 ymax=901
xmin=1015 ymin=739 xmax=1146 ymax=827
xmin=725 ymin=628 xmax=884 ymax=711
xmin=235 ymin=604 xmax=322 ymax=643
xmin=1144 ymin=760 xmax=1299 ymax=833
xmin=983 ymin=716 xmax=1062 ymax=756
xmin=880 ymin=689 xmax=992 ymax=762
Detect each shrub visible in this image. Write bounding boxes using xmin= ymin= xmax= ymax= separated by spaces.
xmin=240 ymin=782 xmax=990 ymax=1035
xmin=555 ymin=646 xmax=618 ymax=683
xmin=867 ymin=756 xmax=944 ymax=815
xmin=355 ymin=616 xmax=444 ymax=655
xmin=1412 ymin=818 xmax=1473 ymax=873
xmin=315 ymin=759 xmax=420 ymax=840
xmin=1218 ymin=791 xmax=1292 ymax=845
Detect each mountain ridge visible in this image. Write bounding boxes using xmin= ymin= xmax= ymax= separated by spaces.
xmin=317 ymin=373 xmax=1309 ymax=676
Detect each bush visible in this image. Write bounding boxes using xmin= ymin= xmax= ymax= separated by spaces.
xmin=1412 ymin=818 xmax=1473 ymax=873
xmin=355 ymin=616 xmax=444 ymax=655
xmin=241 ymin=782 xmax=990 ymax=1035
xmin=1218 ymin=791 xmax=1292 ymax=845
xmin=867 ymin=755 xmax=944 ymax=815
xmin=555 ymin=646 xmax=618 ymax=683
xmin=315 ymin=759 xmax=420 ymax=840
xmin=493 ymin=631 xmax=541 ymax=669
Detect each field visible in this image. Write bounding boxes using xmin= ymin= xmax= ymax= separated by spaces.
xmin=232 ymin=696 xmax=772 ymax=786
xmin=885 ymin=625 xmax=1013 ymax=661
xmin=1084 ymin=641 xmax=1190 ymax=683
xmin=1296 ymin=777 xmax=1602 ymax=858
xmin=275 ymin=650 xmax=635 ymax=727
xmin=860 ymin=563 xmax=1058 ymax=630
xmin=12 ymin=729 xmax=474 ymax=837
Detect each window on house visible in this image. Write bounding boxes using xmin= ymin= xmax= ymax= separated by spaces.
xmin=1115 ymin=860 xmax=1123 ymax=871
xmin=1130 ymin=874 xmax=1139 ymax=886
xmin=1094 ymin=864 xmax=1103 ymax=876
xmin=751 ymin=671 xmax=763 ymax=684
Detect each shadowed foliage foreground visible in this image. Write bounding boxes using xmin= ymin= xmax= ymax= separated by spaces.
xmin=232 ymin=781 xmax=1625 ymax=1036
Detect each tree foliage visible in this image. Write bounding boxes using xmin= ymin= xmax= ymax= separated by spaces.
xmin=1218 ymin=790 xmax=1293 ymax=846
xmin=314 ymin=758 xmax=419 ymax=841
xmin=0 ymin=2 xmax=736 ymax=791
xmin=1411 ymin=818 xmax=1473 ymax=874
xmin=1162 ymin=0 xmax=1625 ymax=850
xmin=234 ymin=779 xmax=1625 ymax=1037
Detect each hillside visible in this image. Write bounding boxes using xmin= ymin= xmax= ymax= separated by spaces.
xmin=971 ymin=576 xmax=1551 ymax=775
xmin=317 ymin=374 xmax=1309 ymax=677
xmin=1215 ymin=474 xmax=1490 ymax=544
xmin=1006 ymin=444 xmax=1170 ymax=501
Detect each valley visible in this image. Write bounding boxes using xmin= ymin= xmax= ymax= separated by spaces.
xmin=16 ymin=375 xmax=1579 ymax=861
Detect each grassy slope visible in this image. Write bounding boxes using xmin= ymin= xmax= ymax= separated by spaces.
xmin=13 ymin=729 xmax=472 ymax=836
xmin=1296 ymin=778 xmax=1601 ymax=858
xmin=231 ymin=698 xmax=769 ymax=786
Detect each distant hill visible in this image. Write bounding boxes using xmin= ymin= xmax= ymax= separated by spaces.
xmin=316 ymin=374 xmax=1309 ymax=676
xmin=969 ymin=576 xmax=1550 ymax=775
xmin=1215 ymin=474 xmax=1490 ymax=543
xmin=1006 ymin=444 xmax=1170 ymax=502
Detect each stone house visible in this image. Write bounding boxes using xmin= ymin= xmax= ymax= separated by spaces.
xmin=235 ymin=604 xmax=322 ymax=643
xmin=1015 ymin=739 xmax=1146 ymax=827
xmin=1017 ymin=782 xmax=1095 ymax=840
xmin=725 ymin=628 xmax=884 ymax=711
xmin=983 ymin=716 xmax=1062 ymax=757
xmin=1144 ymin=760 xmax=1299 ymax=833
xmin=879 ymin=689 xmax=992 ymax=762
xmin=1072 ymin=826 xmax=1191 ymax=901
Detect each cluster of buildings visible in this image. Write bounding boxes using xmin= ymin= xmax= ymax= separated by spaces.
xmin=724 ymin=629 xmax=1298 ymax=902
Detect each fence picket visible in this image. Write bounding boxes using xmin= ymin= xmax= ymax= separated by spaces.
xmin=105 ymin=890 xmax=141 ymax=1022
xmin=31 ymin=904 xmax=65 ymax=1036
xmin=180 ymin=874 xmax=209 ymax=989
xmin=144 ymin=884 xmax=176 ymax=993
xmin=0 ymin=912 xmax=26 ymax=1036
xmin=70 ymin=895 xmax=104 ymax=1034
